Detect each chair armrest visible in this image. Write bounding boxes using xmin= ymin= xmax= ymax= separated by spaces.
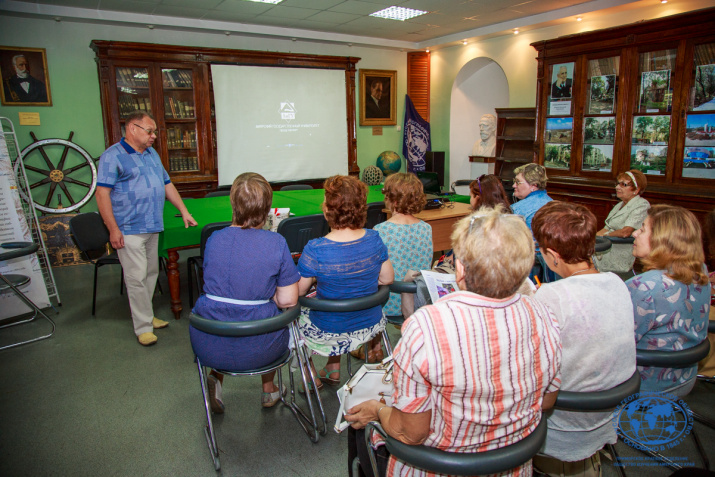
xmin=554 ymin=369 xmax=640 ymax=411
xmin=366 ymin=415 xmax=547 ymax=476
xmin=594 ymin=236 xmax=612 ymax=253
xmin=189 ymin=304 xmax=300 ymax=337
xmin=389 ymin=281 xmax=417 ymax=294
xmin=605 ymin=236 xmax=635 ymax=244
xmin=299 ymin=285 xmax=390 ymax=312
xmin=636 ymin=339 xmax=710 ymax=367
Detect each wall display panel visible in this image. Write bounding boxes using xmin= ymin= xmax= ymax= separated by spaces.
xmin=684 ymin=42 xmax=715 ymax=179
xmin=532 ymin=8 xmax=715 ymax=207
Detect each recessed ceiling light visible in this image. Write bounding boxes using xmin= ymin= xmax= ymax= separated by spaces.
xmin=660 ymin=0 xmax=668 ymax=3
xmin=513 ymin=28 xmax=519 ymax=35
xmin=462 ymin=40 xmax=468 ymax=45
xmin=370 ymin=6 xmax=428 ymax=21
xmin=243 ymin=0 xmax=283 ymax=4
xmin=577 ymin=16 xmax=583 ymax=21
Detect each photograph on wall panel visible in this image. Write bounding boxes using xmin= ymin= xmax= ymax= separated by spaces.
xmin=588 ymin=74 xmax=616 ymax=114
xmin=544 ymin=144 xmax=571 ymax=169
xmin=685 ymin=113 xmax=715 ymax=147
xmin=584 ymin=117 xmax=615 ymax=144
xmin=639 ymin=70 xmax=671 ymax=113
xmin=582 ymin=144 xmax=613 ymax=172
xmin=544 ymin=117 xmax=573 ymax=144
xmin=692 ymin=64 xmax=715 ymax=111
xmin=683 ymin=147 xmax=715 ymax=179
xmin=630 ymin=145 xmax=667 ymax=175
xmin=631 ymin=115 xmax=670 ymax=145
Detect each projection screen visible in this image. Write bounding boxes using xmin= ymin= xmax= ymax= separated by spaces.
xmin=211 ymin=64 xmax=349 ymax=185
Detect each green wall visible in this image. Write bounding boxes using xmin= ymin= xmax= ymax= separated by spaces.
xmin=0 ymin=15 xmax=406 ymax=212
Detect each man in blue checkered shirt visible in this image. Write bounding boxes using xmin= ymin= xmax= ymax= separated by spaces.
xmin=96 ymin=111 xmax=197 ymax=346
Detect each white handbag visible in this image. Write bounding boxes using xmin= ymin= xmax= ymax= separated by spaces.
xmin=335 ymin=356 xmax=394 ymax=433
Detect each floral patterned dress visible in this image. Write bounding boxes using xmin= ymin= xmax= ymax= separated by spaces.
xmin=374 ymin=220 xmax=432 ymax=317
xmin=627 ymin=269 xmax=710 ymax=396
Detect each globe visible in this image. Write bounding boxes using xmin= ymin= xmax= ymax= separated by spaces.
xmin=618 ymin=396 xmax=690 ymax=446
xmin=362 ymin=165 xmax=384 ymax=186
xmin=376 ymin=151 xmax=401 ymax=176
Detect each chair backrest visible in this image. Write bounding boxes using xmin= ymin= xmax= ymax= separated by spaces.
xmin=280 ymin=184 xmax=313 ymax=191
xmin=205 ymin=190 xmax=231 ymax=198
xmin=276 ymin=214 xmax=329 ymax=256
xmin=450 ymin=179 xmax=473 ymax=195
xmin=299 ymin=285 xmax=390 ymax=312
xmin=69 ymin=212 xmax=110 ymax=254
xmin=366 ymin=414 xmax=547 ymax=476
xmin=0 ymin=242 xmax=39 ymax=262
xmin=199 ymin=221 xmax=232 ymax=257
xmin=606 ymin=236 xmax=635 ymax=244
xmin=635 ymin=339 xmax=710 ymax=368
xmin=554 ymin=369 xmax=640 ymax=412
xmin=189 ymin=305 xmax=300 ymax=337
xmin=365 ymin=202 xmax=387 ymax=229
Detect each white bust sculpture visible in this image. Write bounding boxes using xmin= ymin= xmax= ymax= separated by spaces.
xmin=471 ymin=114 xmax=497 ymax=157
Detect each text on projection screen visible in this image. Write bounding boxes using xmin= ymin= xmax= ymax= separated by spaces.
xmin=212 ymin=64 xmax=349 ymax=185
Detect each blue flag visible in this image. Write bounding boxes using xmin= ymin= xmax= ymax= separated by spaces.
xmin=402 ymin=95 xmax=431 ymax=173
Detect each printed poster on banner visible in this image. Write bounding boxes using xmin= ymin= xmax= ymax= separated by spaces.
xmin=0 ymin=132 xmax=51 ymax=319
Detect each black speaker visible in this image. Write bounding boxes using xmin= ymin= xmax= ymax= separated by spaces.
xmin=425 ymin=151 xmax=445 ymax=189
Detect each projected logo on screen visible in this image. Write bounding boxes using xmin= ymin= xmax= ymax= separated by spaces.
xmin=279 ymin=101 xmax=296 ymax=123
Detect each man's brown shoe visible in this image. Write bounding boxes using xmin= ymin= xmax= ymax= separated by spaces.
xmin=152 ymin=317 xmax=169 ymax=329
xmin=138 ymin=332 xmax=158 ymax=346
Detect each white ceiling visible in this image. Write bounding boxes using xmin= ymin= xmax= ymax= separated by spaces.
xmin=0 ymin=0 xmax=709 ymax=50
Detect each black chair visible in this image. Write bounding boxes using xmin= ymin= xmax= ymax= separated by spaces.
xmin=551 ymin=369 xmax=641 ymax=477
xmin=697 ymin=320 xmax=715 ymax=384
xmin=204 ymin=190 xmax=230 ymax=198
xmin=385 ymin=280 xmax=417 ymax=328
xmin=277 ymin=214 xmax=329 ymax=263
xmin=450 ymin=179 xmax=473 ymax=194
xmin=364 ymin=414 xmax=547 ymax=476
xmin=186 ymin=221 xmax=232 ymax=308
xmin=69 ymin=212 xmax=125 ymax=316
xmin=595 ymin=235 xmax=612 ymax=253
xmin=365 ymin=202 xmax=387 ymax=229
xmin=0 ymin=242 xmax=57 ymax=351
xmin=280 ymin=184 xmax=313 ymax=191
xmin=190 ymin=305 xmax=326 ymax=470
xmin=299 ymin=285 xmax=393 ymax=377
xmin=624 ymin=340 xmax=712 ymax=472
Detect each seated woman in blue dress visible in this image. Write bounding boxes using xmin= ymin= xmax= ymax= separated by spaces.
xmin=627 ymin=204 xmax=710 ymax=397
xmin=297 ymin=175 xmax=394 ymax=387
xmin=190 ymin=172 xmax=300 ymax=413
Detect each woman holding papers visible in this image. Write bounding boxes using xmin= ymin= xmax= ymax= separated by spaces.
xmin=346 ymin=207 xmax=561 ymax=477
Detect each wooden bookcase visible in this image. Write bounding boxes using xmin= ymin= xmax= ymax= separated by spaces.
xmin=91 ymin=40 xmax=360 ymax=196
xmin=530 ymin=8 xmax=715 ymax=225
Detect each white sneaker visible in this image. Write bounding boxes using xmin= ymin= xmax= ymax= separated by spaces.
xmin=207 ymin=375 xmax=225 ymax=414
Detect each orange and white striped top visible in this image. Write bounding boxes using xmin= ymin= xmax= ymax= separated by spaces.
xmin=389 ymin=290 xmax=562 ymax=477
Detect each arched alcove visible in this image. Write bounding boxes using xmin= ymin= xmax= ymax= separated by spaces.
xmin=449 ymin=58 xmax=509 ymax=189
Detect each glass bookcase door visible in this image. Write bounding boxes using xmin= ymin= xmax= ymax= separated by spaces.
xmin=684 ymin=42 xmax=715 ymax=180
xmin=544 ymin=61 xmax=576 ymax=170
xmin=582 ymin=56 xmax=619 ymax=173
xmin=161 ymin=68 xmax=198 ymax=173
xmin=629 ymin=48 xmax=676 ymax=176
xmin=115 ymin=67 xmax=151 ymax=118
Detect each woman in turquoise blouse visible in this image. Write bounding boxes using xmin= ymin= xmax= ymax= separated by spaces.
xmin=627 ymin=204 xmax=710 ymax=396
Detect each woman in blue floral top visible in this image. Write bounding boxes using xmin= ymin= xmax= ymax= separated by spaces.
xmin=627 ymin=204 xmax=710 ymax=396
xmin=374 ymin=173 xmax=432 ymax=318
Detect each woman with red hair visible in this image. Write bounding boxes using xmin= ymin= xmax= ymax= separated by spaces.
xmin=297 ymin=175 xmax=394 ymax=387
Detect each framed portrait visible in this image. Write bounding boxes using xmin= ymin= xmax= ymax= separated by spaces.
xmin=359 ymin=69 xmax=396 ymax=126
xmin=0 ymin=46 xmax=52 ymax=106
xmin=550 ymin=62 xmax=574 ymax=100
